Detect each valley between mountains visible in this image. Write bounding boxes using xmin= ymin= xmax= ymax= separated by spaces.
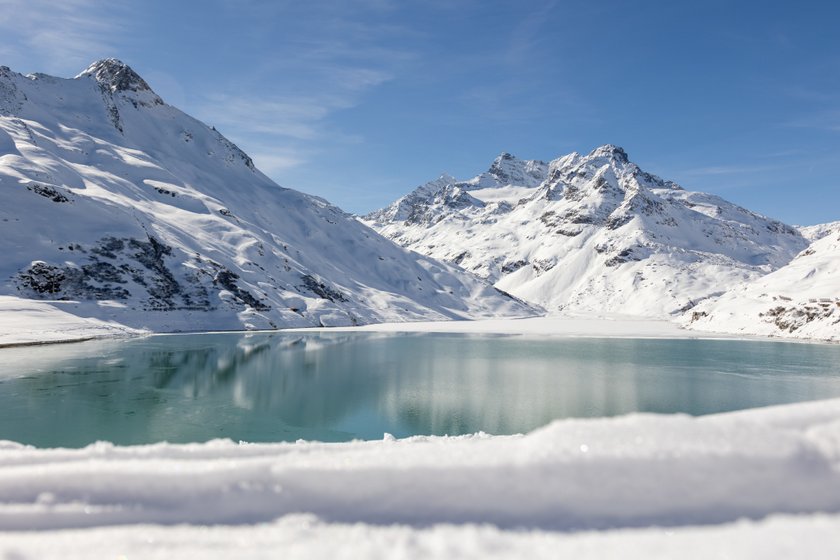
xmin=0 ymin=59 xmax=837 ymax=342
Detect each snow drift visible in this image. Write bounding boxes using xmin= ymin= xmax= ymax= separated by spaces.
xmin=1 ymin=398 xmax=840 ymax=557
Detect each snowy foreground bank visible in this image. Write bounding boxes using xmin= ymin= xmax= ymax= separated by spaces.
xmin=2 ymin=398 xmax=840 ymax=558
xmin=0 ymin=296 xmax=141 ymax=348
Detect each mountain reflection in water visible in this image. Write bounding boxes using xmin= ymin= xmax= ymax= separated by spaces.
xmin=1 ymin=332 xmax=840 ymax=447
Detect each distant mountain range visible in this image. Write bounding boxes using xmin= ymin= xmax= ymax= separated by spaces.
xmin=365 ymin=146 xmax=808 ymax=316
xmin=1 ymin=60 xmax=836 ymax=340
xmin=0 ymin=59 xmax=531 ymax=331
xmin=365 ymin=146 xmax=838 ymax=340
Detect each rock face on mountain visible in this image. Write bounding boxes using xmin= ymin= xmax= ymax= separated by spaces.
xmin=365 ymin=146 xmax=808 ymax=318
xmin=683 ymin=222 xmax=840 ymax=341
xmin=0 ymin=59 xmax=531 ymax=331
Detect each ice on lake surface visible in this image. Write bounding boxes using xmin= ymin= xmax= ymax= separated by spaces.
xmin=1 ymin=332 xmax=840 ymax=447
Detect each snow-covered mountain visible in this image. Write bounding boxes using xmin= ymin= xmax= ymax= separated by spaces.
xmin=684 ymin=222 xmax=840 ymax=341
xmin=0 ymin=60 xmax=531 ymax=331
xmin=365 ymin=146 xmax=808 ymax=318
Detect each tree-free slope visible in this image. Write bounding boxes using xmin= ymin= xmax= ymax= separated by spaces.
xmin=0 ymin=60 xmax=530 ymax=332
xmin=366 ymin=146 xmax=807 ymax=318
xmin=684 ymin=222 xmax=840 ymax=341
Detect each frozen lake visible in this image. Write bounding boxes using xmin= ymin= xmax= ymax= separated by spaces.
xmin=1 ymin=332 xmax=840 ymax=447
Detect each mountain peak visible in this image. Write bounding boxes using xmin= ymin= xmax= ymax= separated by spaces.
xmin=587 ymin=144 xmax=629 ymax=163
xmin=76 ymin=59 xmax=154 ymax=95
xmin=486 ymin=152 xmax=547 ymax=187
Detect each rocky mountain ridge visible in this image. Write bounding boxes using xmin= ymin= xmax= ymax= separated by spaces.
xmin=365 ymin=145 xmax=809 ymax=318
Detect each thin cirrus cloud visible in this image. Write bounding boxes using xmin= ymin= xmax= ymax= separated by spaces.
xmin=199 ymin=68 xmax=392 ymax=141
xmin=190 ymin=2 xmax=412 ymax=174
xmin=681 ymin=164 xmax=782 ymax=177
xmin=195 ymin=66 xmax=393 ymax=175
xmin=783 ymin=110 xmax=840 ymax=132
xmin=0 ymin=0 xmax=130 ymax=75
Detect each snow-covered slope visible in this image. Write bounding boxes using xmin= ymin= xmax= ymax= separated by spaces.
xmin=0 ymin=60 xmax=531 ymax=332
xmin=800 ymin=220 xmax=840 ymax=242
xmin=366 ymin=146 xmax=807 ymax=317
xmin=684 ymin=222 xmax=840 ymax=341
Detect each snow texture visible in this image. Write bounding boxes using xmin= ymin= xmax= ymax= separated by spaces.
xmin=365 ymin=146 xmax=808 ymax=319
xmin=0 ymin=60 xmax=532 ymax=334
xmin=0 ymin=295 xmax=141 ymax=347
xmin=1 ymin=398 xmax=840 ymax=557
xmin=685 ymin=221 xmax=840 ymax=341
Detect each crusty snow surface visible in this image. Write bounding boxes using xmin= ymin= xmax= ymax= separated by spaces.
xmin=2 ymin=398 xmax=840 ymax=558
xmin=684 ymin=222 xmax=840 ymax=341
xmin=0 ymin=60 xmax=531 ymax=334
xmin=365 ymin=147 xmax=808 ymax=319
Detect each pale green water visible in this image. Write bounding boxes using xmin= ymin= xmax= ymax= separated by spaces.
xmin=1 ymin=332 xmax=839 ymax=447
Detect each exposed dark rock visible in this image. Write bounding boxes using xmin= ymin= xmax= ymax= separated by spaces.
xmin=563 ymin=184 xmax=584 ymax=202
xmin=14 ymin=236 xmax=218 ymax=309
xmin=91 ymin=237 xmax=125 ymax=259
xmin=154 ymin=186 xmax=176 ymax=197
xmin=299 ymin=274 xmax=348 ymax=302
xmin=539 ymin=211 xmax=558 ymax=227
xmin=82 ymin=59 xmax=155 ymax=95
xmin=502 ymin=260 xmax=528 ymax=274
xmin=128 ymin=237 xmax=181 ymax=308
xmin=690 ymin=310 xmax=708 ymax=322
xmin=532 ymin=259 xmax=556 ymax=275
xmin=214 ymin=268 xmax=270 ymax=311
xmin=606 ymin=212 xmax=633 ymax=230
xmin=17 ymin=262 xmax=65 ymax=294
xmin=26 ymin=184 xmax=70 ymax=203
xmin=452 ymin=251 xmax=470 ymax=265
xmin=82 ymin=261 xmax=125 ymax=284
xmin=766 ymin=221 xmax=798 ymax=236
xmin=604 ymin=248 xmax=639 ymax=267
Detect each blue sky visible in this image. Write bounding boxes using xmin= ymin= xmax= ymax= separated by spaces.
xmin=1 ymin=0 xmax=838 ymax=224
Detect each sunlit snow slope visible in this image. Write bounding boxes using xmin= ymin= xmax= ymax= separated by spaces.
xmin=0 ymin=60 xmax=531 ymax=332
xmin=684 ymin=222 xmax=840 ymax=341
xmin=366 ymin=146 xmax=807 ymax=318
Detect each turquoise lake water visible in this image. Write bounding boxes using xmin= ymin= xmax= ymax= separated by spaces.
xmin=1 ymin=332 xmax=839 ymax=447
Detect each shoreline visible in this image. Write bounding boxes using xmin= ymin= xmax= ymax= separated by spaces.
xmin=2 ymin=397 xmax=840 ymax=556
xmin=2 ymin=313 xmax=837 ymax=350
xmin=0 ymin=296 xmax=836 ymax=349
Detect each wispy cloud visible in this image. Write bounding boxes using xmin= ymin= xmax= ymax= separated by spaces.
xmin=436 ymin=2 xmax=592 ymax=125
xmin=0 ymin=0 xmax=130 ymax=75
xmin=194 ymin=1 xmax=413 ymax=172
xmin=247 ymin=149 xmax=311 ymax=175
xmin=682 ymin=164 xmax=782 ymax=177
xmin=783 ymin=110 xmax=840 ymax=132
